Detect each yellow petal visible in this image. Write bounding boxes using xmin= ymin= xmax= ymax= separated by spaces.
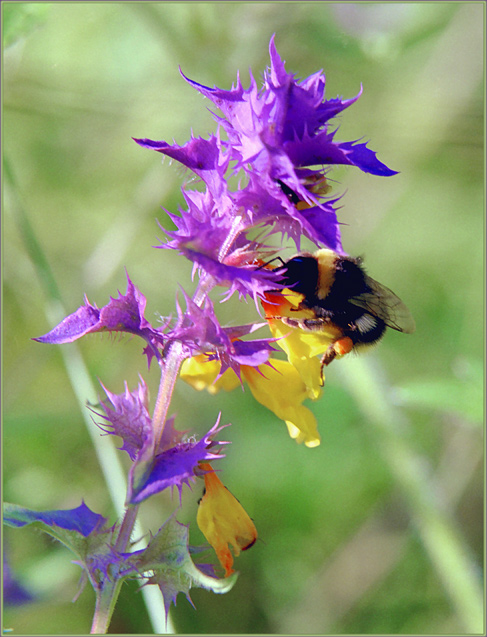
xmin=242 ymin=361 xmax=321 ymax=447
xmin=180 ymin=355 xmax=241 ymax=394
xmin=262 ymin=290 xmax=342 ymax=397
xmin=197 ymin=463 xmax=257 ymax=576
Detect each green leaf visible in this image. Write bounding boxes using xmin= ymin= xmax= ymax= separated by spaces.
xmin=3 ymin=502 xmax=115 ymax=589
xmin=128 ymin=515 xmax=238 ymax=618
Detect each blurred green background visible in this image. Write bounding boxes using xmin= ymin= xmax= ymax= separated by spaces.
xmin=2 ymin=2 xmax=484 ymax=635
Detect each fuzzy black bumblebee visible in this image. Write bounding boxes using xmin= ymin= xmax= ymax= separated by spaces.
xmin=274 ymin=248 xmax=415 ymax=370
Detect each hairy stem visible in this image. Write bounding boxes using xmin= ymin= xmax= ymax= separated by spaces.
xmin=151 ymin=214 xmax=244 ymax=450
xmin=151 ymin=341 xmax=185 ymax=453
xmin=90 ymin=579 xmax=124 ymax=635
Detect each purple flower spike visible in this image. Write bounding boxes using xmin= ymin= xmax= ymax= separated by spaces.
xmin=22 ymin=37 xmax=402 ymax=613
xmin=181 ymin=34 xmax=397 ymax=180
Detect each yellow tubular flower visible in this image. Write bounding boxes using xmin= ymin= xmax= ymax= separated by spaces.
xmin=242 ymin=361 xmax=321 ymax=447
xmin=180 ymin=355 xmax=241 ymax=394
xmin=180 ymin=351 xmax=322 ymax=446
xmin=261 ymin=290 xmax=342 ymax=397
xmin=197 ymin=463 xmax=257 ymax=577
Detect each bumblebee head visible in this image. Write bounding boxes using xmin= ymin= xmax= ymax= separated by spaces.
xmin=279 ymin=253 xmax=319 ymax=298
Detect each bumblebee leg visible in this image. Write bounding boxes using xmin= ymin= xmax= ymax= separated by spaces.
xmin=320 ymin=337 xmax=354 ymax=384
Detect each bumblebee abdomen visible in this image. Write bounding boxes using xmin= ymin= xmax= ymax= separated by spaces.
xmin=348 ymin=311 xmax=386 ymax=345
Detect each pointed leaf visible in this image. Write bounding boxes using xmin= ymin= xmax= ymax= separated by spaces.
xmin=127 ymin=516 xmax=237 ymax=619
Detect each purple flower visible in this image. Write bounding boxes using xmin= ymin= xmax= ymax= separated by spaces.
xmin=166 ymin=289 xmax=277 ymax=378
xmin=93 ymin=375 xmax=232 ymax=504
xmin=170 ymin=290 xmax=234 ymax=356
xmin=233 ymin=175 xmax=344 ymax=252
xmin=158 ymin=186 xmax=235 ymax=257
xmin=33 ymin=275 xmax=168 ymax=365
xmin=128 ymin=417 xmax=230 ymax=504
xmin=94 ymin=378 xmax=157 ymax=461
xmin=135 ymin=35 xmax=396 ymax=264
xmin=181 ymin=35 xmax=396 ymax=181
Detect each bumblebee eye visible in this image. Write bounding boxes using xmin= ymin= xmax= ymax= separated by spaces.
xmin=280 ymin=256 xmax=319 ymax=297
xmin=288 ymin=257 xmax=306 ymax=266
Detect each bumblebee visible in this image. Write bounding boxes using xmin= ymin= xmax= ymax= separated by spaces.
xmin=270 ymin=248 xmax=415 ymax=375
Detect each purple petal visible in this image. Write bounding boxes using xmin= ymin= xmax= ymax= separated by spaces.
xmin=3 ymin=501 xmax=106 ymax=537
xmin=180 ymin=248 xmax=282 ymax=301
xmin=297 ymin=202 xmax=344 ymax=254
xmin=129 ymin=419 xmax=229 ymax=504
xmin=33 ymin=276 xmax=167 ymax=360
xmin=168 ymin=290 xmax=232 ymax=355
xmin=285 ymin=132 xmax=398 ymax=176
xmin=134 ymin=135 xmax=230 ymax=197
xmin=94 ymin=379 xmax=153 ymax=461
xmin=33 ymin=302 xmax=100 ymax=344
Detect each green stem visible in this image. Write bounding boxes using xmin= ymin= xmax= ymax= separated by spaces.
xmin=337 ymin=356 xmax=484 ymax=633
xmin=89 ymin=505 xmax=141 ymax=634
xmin=114 ymin=505 xmax=140 ymax=553
xmin=151 ymin=341 xmax=185 ymax=454
xmin=151 ymin=214 xmax=244 ymax=450
xmin=90 ymin=579 xmax=124 ymax=635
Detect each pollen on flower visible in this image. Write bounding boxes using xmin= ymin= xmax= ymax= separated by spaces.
xmin=196 ymin=463 xmax=257 ymax=577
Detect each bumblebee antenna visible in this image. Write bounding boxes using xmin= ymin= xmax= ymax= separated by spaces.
xmin=255 ymin=256 xmax=286 ymax=271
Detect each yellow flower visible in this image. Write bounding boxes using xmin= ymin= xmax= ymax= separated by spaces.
xmin=261 ymin=290 xmax=343 ymax=397
xmin=197 ymin=463 xmax=257 ymax=577
xmin=180 ymin=355 xmax=241 ymax=394
xmin=180 ymin=354 xmax=321 ymax=447
xmin=242 ymin=362 xmax=321 ymax=447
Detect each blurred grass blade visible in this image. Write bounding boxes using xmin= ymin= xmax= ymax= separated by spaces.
xmin=337 ymin=356 xmax=484 ymax=634
xmin=4 ymin=156 xmax=174 ymax=634
xmin=2 ymin=3 xmax=51 ymax=48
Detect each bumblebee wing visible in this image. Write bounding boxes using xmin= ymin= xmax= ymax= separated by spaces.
xmin=350 ymin=276 xmax=416 ymax=334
